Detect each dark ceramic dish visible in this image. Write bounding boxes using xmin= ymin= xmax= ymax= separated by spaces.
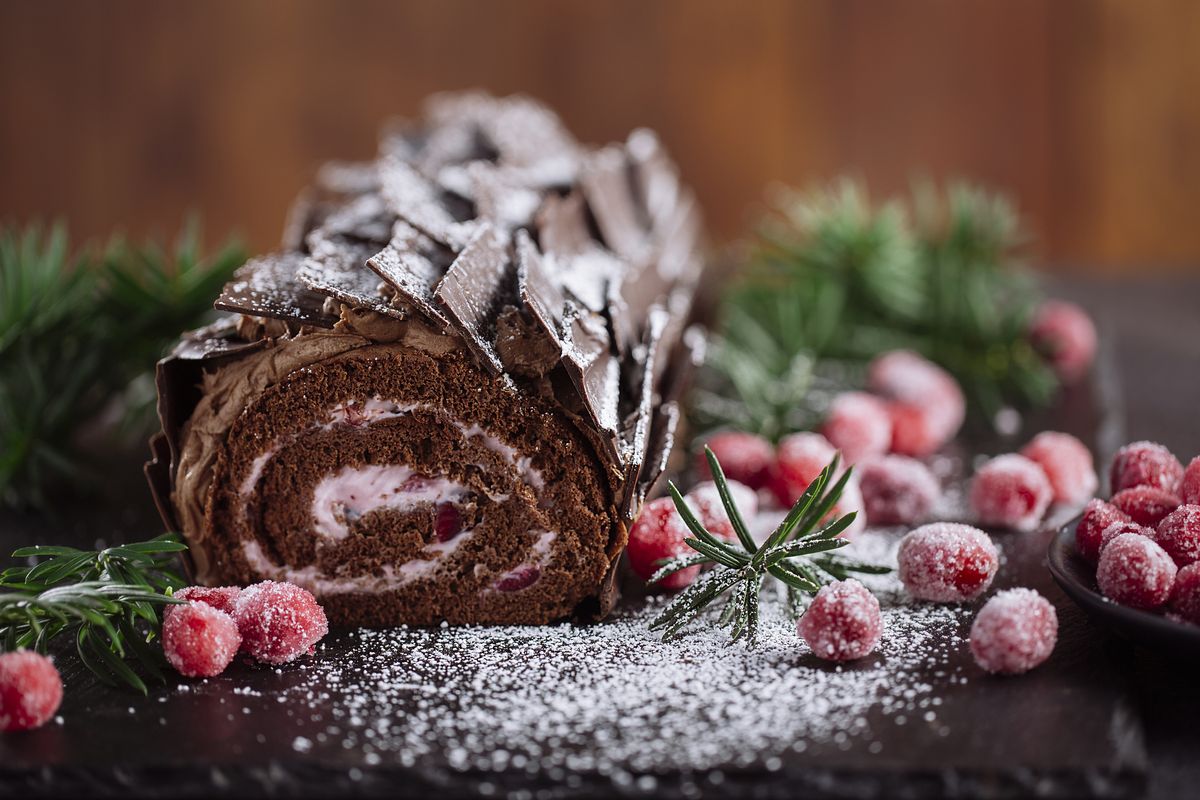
xmin=1047 ymin=518 xmax=1200 ymax=659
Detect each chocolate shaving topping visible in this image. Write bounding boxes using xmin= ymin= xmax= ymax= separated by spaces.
xmin=298 ymin=238 xmax=406 ymax=320
xmin=433 ymin=223 xmax=511 ymax=377
xmin=215 ymin=252 xmax=340 ymax=329
xmin=366 ymin=222 xmax=454 ymax=328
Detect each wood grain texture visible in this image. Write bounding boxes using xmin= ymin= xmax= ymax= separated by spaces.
xmin=0 ymin=0 xmax=1197 ymax=269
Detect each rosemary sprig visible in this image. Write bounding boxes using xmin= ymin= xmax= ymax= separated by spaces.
xmin=0 ymin=534 xmax=189 ymax=693
xmin=648 ymin=448 xmax=889 ymax=646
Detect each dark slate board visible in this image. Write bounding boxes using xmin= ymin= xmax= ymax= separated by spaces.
xmin=0 ymin=361 xmax=1148 ymax=800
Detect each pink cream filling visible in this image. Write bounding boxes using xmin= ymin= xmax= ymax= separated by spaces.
xmin=311 ymin=464 xmax=469 ymax=541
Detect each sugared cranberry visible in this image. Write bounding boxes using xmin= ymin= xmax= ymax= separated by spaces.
xmin=1155 ymin=504 xmax=1200 ymax=568
xmin=494 ymin=564 xmax=541 ymax=592
xmin=233 ymin=581 xmax=329 ymax=665
xmin=1075 ymin=499 xmax=1132 ymax=562
xmin=1019 ymin=431 xmax=1097 ymax=506
xmin=1109 ymin=441 xmax=1184 ymax=495
xmin=1169 ymin=563 xmax=1200 ymax=624
xmin=162 ymin=601 xmax=242 ymax=678
xmin=1096 ymin=533 xmax=1177 ymax=610
xmin=684 ymin=480 xmax=758 ymax=542
xmin=856 ymin=455 xmax=940 ymax=526
xmin=969 ymin=588 xmax=1058 ymax=675
xmin=796 ymin=579 xmax=883 ymax=662
xmin=1028 ymin=300 xmax=1097 ymax=383
xmin=897 ymin=523 xmax=1000 ymax=603
xmin=820 ymin=392 xmax=893 ymax=465
xmin=627 ymin=497 xmax=699 ymax=590
xmin=767 ymin=432 xmax=837 ymax=508
xmin=694 ymin=432 xmax=774 ymax=490
xmin=0 ymin=651 xmax=63 ymax=732
xmin=1181 ymin=457 xmax=1200 ymax=506
xmin=969 ymin=454 xmax=1053 ymax=532
xmin=1097 ymin=521 xmax=1154 ymax=558
xmin=1111 ymin=485 xmax=1180 ymax=528
xmin=868 ymin=350 xmax=965 ymax=456
xmin=434 ymin=503 xmax=463 ymax=542
xmin=164 ymin=585 xmax=241 ymax=623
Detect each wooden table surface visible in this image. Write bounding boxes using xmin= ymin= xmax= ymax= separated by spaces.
xmin=0 ymin=276 xmax=1196 ymax=799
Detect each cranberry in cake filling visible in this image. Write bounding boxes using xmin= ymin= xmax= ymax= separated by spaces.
xmin=310 ymin=464 xmax=470 ymax=540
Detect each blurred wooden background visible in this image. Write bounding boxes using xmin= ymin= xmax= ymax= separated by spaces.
xmin=1 ymin=0 xmax=1198 ymax=271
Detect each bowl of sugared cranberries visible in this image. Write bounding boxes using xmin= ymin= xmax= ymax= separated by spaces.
xmin=1047 ymin=440 xmax=1200 ymax=658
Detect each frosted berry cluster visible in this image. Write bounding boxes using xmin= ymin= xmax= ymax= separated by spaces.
xmin=969 ymin=431 xmax=1095 ymax=531
xmin=0 ymin=651 xmax=63 ymax=732
xmin=163 ymin=581 xmax=329 ymax=677
xmin=1071 ymin=440 xmax=1200 ymax=623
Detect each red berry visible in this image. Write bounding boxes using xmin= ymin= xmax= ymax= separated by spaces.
xmin=162 ymin=601 xmax=242 ymax=678
xmin=694 ymin=432 xmax=774 ymax=490
xmin=1028 ymin=300 xmax=1097 ymax=383
xmin=1155 ymin=504 xmax=1200 ymax=568
xmin=820 ymin=392 xmax=892 ymax=465
xmin=627 ymin=497 xmax=698 ymax=590
xmin=233 ymin=581 xmax=329 ymax=665
xmin=767 ymin=432 xmax=837 ymax=508
xmin=1181 ymin=457 xmax=1200 ymax=506
xmin=434 ymin=503 xmax=463 ymax=542
xmin=164 ymin=585 xmax=241 ymax=623
xmin=1075 ymin=499 xmax=1132 ymax=562
xmin=969 ymin=588 xmax=1058 ymax=675
xmin=868 ymin=350 xmax=965 ymax=456
xmin=897 ymin=523 xmax=1000 ymax=603
xmin=857 ymin=455 xmax=940 ymax=526
xmin=494 ymin=564 xmax=541 ymax=592
xmin=1169 ymin=563 xmax=1200 ymax=624
xmin=1109 ymin=440 xmax=1184 ymax=495
xmin=1097 ymin=521 xmax=1154 ymax=559
xmin=0 ymin=651 xmax=63 ymax=732
xmin=796 ymin=579 xmax=882 ymax=662
xmin=969 ymin=454 xmax=1053 ymax=532
xmin=1019 ymin=431 xmax=1097 ymax=506
xmin=1096 ymin=533 xmax=1177 ymax=610
xmin=1110 ymin=485 xmax=1180 ymax=528
xmin=684 ymin=480 xmax=758 ymax=542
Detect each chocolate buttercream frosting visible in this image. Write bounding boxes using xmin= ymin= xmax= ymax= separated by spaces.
xmin=147 ymin=91 xmax=705 ymax=626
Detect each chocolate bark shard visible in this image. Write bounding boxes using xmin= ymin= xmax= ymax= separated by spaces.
xmin=514 ymin=230 xmax=567 ymax=349
xmin=559 ymin=302 xmax=621 ymax=465
xmin=215 ymin=252 xmax=340 ymax=329
xmin=314 ymin=192 xmax=394 ymax=245
xmin=298 ymin=237 xmax=406 ymax=320
xmin=366 ymin=221 xmax=453 ymax=329
xmin=580 ymin=145 xmax=649 ymax=262
xmin=380 ymin=156 xmax=477 ymax=250
xmin=433 ymin=223 xmax=512 ymax=377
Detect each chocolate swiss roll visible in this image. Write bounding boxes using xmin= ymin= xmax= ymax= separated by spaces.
xmin=146 ymin=92 xmax=705 ymax=626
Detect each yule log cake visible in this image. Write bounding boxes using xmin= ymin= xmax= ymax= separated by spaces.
xmin=145 ymin=92 xmax=705 ymax=627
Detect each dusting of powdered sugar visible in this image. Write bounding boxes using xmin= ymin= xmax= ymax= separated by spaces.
xmin=215 ymin=530 xmax=970 ymax=776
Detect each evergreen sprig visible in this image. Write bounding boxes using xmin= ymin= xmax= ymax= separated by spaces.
xmin=693 ymin=179 xmax=1058 ymax=440
xmin=0 ymin=533 xmax=188 ymax=693
xmin=648 ymin=448 xmax=889 ymax=646
xmin=0 ymin=221 xmax=244 ymax=507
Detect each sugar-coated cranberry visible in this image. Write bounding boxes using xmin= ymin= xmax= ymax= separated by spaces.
xmin=969 ymin=454 xmax=1053 ymax=532
xmin=897 ymin=523 xmax=1000 ymax=603
xmin=1028 ymin=300 xmax=1097 ymax=383
xmin=1110 ymin=485 xmax=1181 ymax=528
xmin=0 ymin=651 xmax=63 ymax=732
xmin=1109 ymin=441 xmax=1184 ymax=495
xmin=164 ymin=585 xmax=241 ymax=623
xmin=820 ymin=392 xmax=893 ymax=465
xmin=796 ymin=579 xmax=883 ymax=662
xmin=233 ymin=581 xmax=329 ymax=665
xmin=1096 ymin=533 xmax=1177 ymax=610
xmin=1075 ymin=499 xmax=1132 ymax=562
xmin=867 ymin=350 xmax=965 ymax=456
xmin=684 ymin=480 xmax=758 ymax=542
xmin=627 ymin=497 xmax=699 ymax=590
xmin=1097 ymin=521 xmax=1154 ymax=558
xmin=162 ymin=601 xmax=242 ymax=678
xmin=434 ymin=503 xmax=463 ymax=542
xmin=694 ymin=431 xmax=774 ymax=490
xmin=767 ymin=432 xmax=838 ymax=508
xmin=1169 ymin=563 xmax=1200 ymax=624
xmin=1181 ymin=457 xmax=1200 ymax=506
xmin=857 ymin=455 xmax=940 ymax=526
xmin=494 ymin=564 xmax=541 ymax=592
xmin=1019 ymin=431 xmax=1097 ymax=507
xmin=969 ymin=588 xmax=1058 ymax=675
xmin=1155 ymin=504 xmax=1200 ymax=568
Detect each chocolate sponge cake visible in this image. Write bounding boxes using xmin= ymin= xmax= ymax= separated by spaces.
xmin=145 ymin=92 xmax=705 ymax=626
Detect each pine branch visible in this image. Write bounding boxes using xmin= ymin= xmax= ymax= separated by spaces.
xmin=648 ymin=448 xmax=889 ymax=646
